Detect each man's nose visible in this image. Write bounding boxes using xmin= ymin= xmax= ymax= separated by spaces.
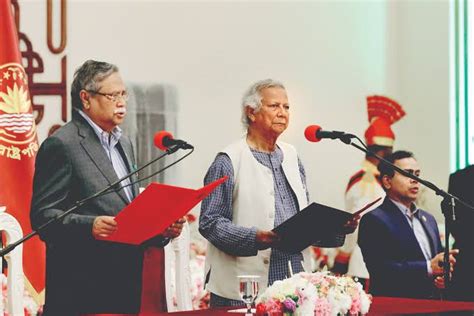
xmin=277 ymin=105 xmax=288 ymax=115
xmin=117 ymin=98 xmax=126 ymax=106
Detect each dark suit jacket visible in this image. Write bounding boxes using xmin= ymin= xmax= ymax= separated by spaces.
xmin=448 ymin=166 xmax=474 ymax=301
xmin=31 ymin=111 xmax=145 ymax=315
xmin=358 ymin=197 xmax=442 ymax=299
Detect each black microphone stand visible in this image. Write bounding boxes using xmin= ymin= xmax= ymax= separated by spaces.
xmin=336 ymin=134 xmax=474 ymax=295
xmin=0 ymin=144 xmax=191 ymax=257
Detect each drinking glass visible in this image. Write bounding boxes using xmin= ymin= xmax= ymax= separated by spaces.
xmin=237 ymin=275 xmax=260 ymax=315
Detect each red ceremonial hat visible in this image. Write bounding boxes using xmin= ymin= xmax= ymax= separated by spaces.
xmin=364 ymin=95 xmax=406 ymax=146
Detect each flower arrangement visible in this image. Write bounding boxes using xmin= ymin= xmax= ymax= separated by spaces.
xmin=255 ymin=271 xmax=371 ymax=316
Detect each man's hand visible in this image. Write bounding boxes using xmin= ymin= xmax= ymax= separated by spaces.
xmin=430 ymin=249 xmax=459 ymax=276
xmin=434 ymin=275 xmax=446 ymax=289
xmin=256 ymin=230 xmax=280 ymax=250
xmin=92 ymin=216 xmax=117 ymax=238
xmin=162 ymin=217 xmax=186 ymax=239
xmin=343 ymin=214 xmax=361 ymax=234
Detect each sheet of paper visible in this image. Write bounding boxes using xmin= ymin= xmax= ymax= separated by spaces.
xmin=97 ymin=176 xmax=227 ymax=245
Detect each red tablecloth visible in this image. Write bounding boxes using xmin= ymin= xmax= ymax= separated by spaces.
xmin=169 ymin=297 xmax=474 ymax=315
xmin=85 ymin=297 xmax=474 ymax=315
xmin=366 ymin=296 xmax=474 ymax=314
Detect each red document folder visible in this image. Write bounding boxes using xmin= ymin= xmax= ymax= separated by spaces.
xmin=97 ymin=176 xmax=227 ymax=245
xmin=352 ymin=196 xmax=383 ymax=217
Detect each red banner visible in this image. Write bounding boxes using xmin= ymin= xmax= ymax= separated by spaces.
xmin=0 ymin=0 xmax=45 ymax=303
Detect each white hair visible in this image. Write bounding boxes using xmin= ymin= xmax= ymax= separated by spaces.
xmin=241 ymin=79 xmax=286 ymax=128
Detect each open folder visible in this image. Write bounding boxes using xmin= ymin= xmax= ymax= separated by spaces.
xmin=272 ymin=197 xmax=382 ymax=253
xmin=97 ymin=176 xmax=228 ymax=245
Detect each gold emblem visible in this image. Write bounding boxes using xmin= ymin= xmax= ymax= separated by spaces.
xmin=0 ymin=62 xmax=37 ymax=146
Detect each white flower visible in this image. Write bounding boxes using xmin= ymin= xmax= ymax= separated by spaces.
xmin=257 ymin=271 xmax=372 ymax=315
xmin=360 ymin=290 xmax=372 ymax=314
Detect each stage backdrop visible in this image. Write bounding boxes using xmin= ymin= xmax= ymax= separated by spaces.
xmin=18 ymin=0 xmax=450 ymax=222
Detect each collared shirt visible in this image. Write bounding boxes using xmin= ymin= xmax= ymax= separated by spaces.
xmin=200 ymin=146 xmax=307 ymax=286
xmin=390 ymin=199 xmax=433 ymax=275
xmin=78 ymin=110 xmax=133 ymax=202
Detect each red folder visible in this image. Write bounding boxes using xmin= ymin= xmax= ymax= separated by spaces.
xmin=97 ymin=176 xmax=227 ymax=245
xmin=352 ymin=196 xmax=383 ymax=217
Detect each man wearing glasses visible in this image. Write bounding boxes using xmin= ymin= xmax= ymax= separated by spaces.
xmin=30 ymin=60 xmax=184 ymax=315
xmin=358 ymin=150 xmax=458 ymax=299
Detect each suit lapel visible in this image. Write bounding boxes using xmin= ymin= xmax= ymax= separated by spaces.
xmin=118 ymin=137 xmax=139 ymax=198
xmin=75 ymin=113 xmax=131 ymax=205
xmin=419 ymin=211 xmax=439 ymax=256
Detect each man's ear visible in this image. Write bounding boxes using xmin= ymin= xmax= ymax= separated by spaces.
xmin=245 ymin=105 xmax=256 ymax=123
xmin=381 ymin=175 xmax=391 ymax=190
xmin=80 ymin=90 xmax=91 ymax=110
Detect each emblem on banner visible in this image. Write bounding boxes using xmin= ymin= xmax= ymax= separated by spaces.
xmin=0 ymin=62 xmax=36 ymax=144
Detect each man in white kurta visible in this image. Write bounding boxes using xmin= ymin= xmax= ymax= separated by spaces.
xmin=199 ymin=79 xmax=353 ymax=307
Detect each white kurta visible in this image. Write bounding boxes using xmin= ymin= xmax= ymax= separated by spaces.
xmin=204 ymin=139 xmax=312 ymax=300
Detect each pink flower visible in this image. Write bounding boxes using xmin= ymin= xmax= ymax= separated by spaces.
xmin=350 ymin=294 xmax=361 ymax=315
xmin=265 ymin=298 xmax=283 ymax=314
xmin=314 ymin=297 xmax=331 ymax=316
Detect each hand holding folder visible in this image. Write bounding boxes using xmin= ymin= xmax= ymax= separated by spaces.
xmin=97 ymin=176 xmax=227 ymax=245
xmin=272 ymin=197 xmax=382 ymax=253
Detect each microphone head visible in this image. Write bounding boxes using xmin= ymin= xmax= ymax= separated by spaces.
xmin=304 ymin=125 xmax=322 ymax=142
xmin=154 ymin=130 xmax=174 ymax=151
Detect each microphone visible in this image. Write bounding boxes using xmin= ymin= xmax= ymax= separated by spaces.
xmin=154 ymin=131 xmax=194 ymax=150
xmin=304 ymin=125 xmax=354 ymax=143
xmin=1 ymin=131 xmax=195 ymax=257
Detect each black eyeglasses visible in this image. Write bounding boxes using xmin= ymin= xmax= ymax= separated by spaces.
xmin=87 ymin=90 xmax=129 ymax=102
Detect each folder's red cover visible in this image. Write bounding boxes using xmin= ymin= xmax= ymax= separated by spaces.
xmin=97 ymin=176 xmax=227 ymax=245
xmin=352 ymin=196 xmax=383 ymax=217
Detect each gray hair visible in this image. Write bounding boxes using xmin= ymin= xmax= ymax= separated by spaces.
xmin=241 ymin=79 xmax=286 ymax=127
xmin=71 ymin=60 xmax=119 ymax=110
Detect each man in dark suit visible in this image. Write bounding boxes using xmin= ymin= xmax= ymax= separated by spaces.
xmin=30 ymin=60 xmax=184 ymax=315
xmin=448 ymin=165 xmax=474 ymax=301
xmin=358 ymin=150 xmax=458 ymax=299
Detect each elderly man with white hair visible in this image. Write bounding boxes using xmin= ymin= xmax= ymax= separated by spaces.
xmin=199 ymin=79 xmax=354 ymax=307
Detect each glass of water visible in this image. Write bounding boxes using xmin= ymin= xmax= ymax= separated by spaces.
xmin=237 ymin=275 xmax=260 ymax=315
